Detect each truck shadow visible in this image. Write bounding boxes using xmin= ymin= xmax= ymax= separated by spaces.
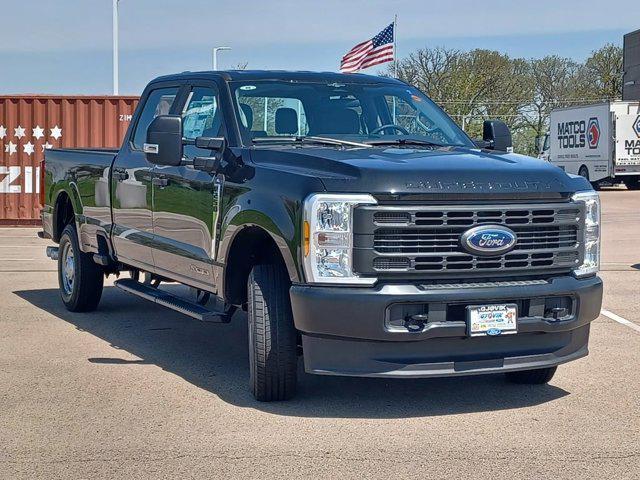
xmin=14 ymin=286 xmax=569 ymax=418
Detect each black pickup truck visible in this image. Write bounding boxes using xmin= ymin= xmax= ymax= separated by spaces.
xmin=41 ymin=70 xmax=603 ymax=401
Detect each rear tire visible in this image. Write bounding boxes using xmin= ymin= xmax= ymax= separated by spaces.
xmin=58 ymin=224 xmax=104 ymax=312
xmin=624 ymin=177 xmax=640 ymax=190
xmin=247 ymin=264 xmax=297 ymax=401
xmin=505 ymin=366 xmax=557 ymax=385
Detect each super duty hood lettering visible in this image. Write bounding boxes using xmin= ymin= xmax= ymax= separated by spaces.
xmin=405 ymin=179 xmax=557 ymax=191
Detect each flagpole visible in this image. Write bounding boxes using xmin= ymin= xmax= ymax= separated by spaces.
xmin=392 ymin=15 xmax=398 ymax=123
xmin=393 ymin=14 xmax=398 ymax=79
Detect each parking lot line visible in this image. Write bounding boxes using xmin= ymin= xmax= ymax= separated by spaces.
xmin=601 ymin=309 xmax=640 ymax=334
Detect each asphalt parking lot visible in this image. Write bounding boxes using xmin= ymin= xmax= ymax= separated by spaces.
xmin=1 ymin=189 xmax=638 ymax=479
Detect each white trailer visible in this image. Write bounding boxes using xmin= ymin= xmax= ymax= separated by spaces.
xmin=540 ymin=101 xmax=640 ymax=189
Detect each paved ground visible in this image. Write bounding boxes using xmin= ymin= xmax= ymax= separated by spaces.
xmin=1 ymin=190 xmax=638 ymax=479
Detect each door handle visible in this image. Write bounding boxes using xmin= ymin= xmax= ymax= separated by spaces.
xmin=152 ymin=177 xmax=169 ymax=188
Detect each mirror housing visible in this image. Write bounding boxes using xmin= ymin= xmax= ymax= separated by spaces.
xmin=483 ymin=120 xmax=513 ymax=152
xmin=145 ymin=115 xmax=183 ymax=166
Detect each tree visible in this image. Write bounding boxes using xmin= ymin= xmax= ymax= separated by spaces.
xmin=387 ymin=42 xmax=623 ymax=154
xmin=578 ymin=44 xmax=623 ymax=101
xmin=520 ymin=56 xmax=582 ymax=154
xmin=392 ymin=48 xmax=532 ymax=141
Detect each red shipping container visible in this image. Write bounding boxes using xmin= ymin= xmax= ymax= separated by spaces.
xmin=0 ymin=95 xmax=139 ymax=225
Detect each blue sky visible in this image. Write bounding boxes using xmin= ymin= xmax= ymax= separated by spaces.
xmin=1 ymin=0 xmax=639 ymax=95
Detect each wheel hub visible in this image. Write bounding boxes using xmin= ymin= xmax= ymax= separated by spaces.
xmin=61 ymin=242 xmax=75 ymax=295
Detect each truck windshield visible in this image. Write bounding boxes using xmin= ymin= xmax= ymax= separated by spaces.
xmin=231 ymin=81 xmax=474 ymax=148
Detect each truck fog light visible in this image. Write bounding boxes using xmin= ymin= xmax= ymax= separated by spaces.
xmin=572 ymin=190 xmax=600 ymax=277
xmin=302 ymin=193 xmax=377 ymax=285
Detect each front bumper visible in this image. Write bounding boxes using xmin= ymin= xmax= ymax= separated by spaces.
xmin=290 ymin=275 xmax=602 ymax=378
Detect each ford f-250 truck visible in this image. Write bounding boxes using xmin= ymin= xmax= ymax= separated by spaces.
xmin=41 ymin=71 xmax=603 ymax=401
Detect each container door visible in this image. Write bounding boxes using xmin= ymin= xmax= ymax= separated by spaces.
xmin=151 ymin=84 xmax=224 ymax=291
xmin=111 ymin=86 xmax=180 ymax=270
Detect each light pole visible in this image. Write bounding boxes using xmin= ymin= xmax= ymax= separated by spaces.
xmin=212 ymin=46 xmax=231 ymax=70
xmin=112 ymin=0 xmax=119 ymax=95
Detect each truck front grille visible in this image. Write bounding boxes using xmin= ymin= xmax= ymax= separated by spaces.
xmin=374 ymin=225 xmax=578 ymax=254
xmin=354 ymin=203 xmax=584 ymax=277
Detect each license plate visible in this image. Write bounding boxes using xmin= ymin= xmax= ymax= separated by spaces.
xmin=466 ymin=304 xmax=517 ymax=337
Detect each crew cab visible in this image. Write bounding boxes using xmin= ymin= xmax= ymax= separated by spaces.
xmin=41 ymin=71 xmax=603 ymax=401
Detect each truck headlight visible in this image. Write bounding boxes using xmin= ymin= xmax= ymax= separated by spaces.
xmin=302 ymin=193 xmax=377 ymax=285
xmin=572 ymin=190 xmax=600 ymax=277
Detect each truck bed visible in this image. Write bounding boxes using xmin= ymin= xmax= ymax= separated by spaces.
xmin=42 ymin=147 xmax=118 ymax=246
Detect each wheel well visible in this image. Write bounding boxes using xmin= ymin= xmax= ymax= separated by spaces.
xmin=53 ymin=192 xmax=74 ymax=242
xmin=579 ymin=165 xmax=589 ymax=179
xmin=224 ymin=227 xmax=287 ymax=306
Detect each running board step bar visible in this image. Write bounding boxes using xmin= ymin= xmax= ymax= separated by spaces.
xmin=114 ymin=278 xmax=231 ymax=323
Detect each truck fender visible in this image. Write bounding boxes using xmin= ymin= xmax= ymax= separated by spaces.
xmin=217 ymin=200 xmax=301 ymax=284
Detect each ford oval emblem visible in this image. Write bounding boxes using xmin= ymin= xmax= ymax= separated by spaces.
xmin=461 ymin=225 xmax=517 ymax=256
xmin=486 ymin=328 xmax=502 ymax=336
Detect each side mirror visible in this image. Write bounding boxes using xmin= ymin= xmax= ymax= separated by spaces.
xmin=145 ymin=115 xmax=183 ymax=166
xmin=483 ymin=120 xmax=513 ymax=153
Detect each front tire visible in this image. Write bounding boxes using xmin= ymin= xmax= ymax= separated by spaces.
xmin=58 ymin=224 xmax=104 ymax=312
xmin=505 ymin=366 xmax=557 ymax=384
xmin=247 ymin=264 xmax=298 ymax=401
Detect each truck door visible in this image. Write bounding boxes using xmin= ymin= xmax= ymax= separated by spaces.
xmin=151 ymin=84 xmax=224 ymax=291
xmin=111 ymin=85 xmax=180 ymax=270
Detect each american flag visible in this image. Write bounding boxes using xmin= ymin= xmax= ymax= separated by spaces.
xmin=340 ymin=23 xmax=395 ymax=73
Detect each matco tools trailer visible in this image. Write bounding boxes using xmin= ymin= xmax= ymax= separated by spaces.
xmin=541 ymin=102 xmax=640 ymax=189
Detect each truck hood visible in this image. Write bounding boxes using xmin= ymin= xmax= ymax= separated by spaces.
xmin=250 ymin=145 xmax=590 ymax=198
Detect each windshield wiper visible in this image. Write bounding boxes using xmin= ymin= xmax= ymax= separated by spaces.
xmin=252 ymin=136 xmax=369 ymax=148
xmin=365 ymin=139 xmax=451 ymax=148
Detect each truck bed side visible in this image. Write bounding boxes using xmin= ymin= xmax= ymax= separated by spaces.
xmin=42 ymin=148 xmax=118 ymax=253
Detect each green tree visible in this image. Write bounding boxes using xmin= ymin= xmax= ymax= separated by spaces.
xmin=519 ymin=56 xmax=582 ymax=154
xmin=577 ymin=44 xmax=623 ymax=100
xmin=387 ymin=43 xmax=623 ymax=154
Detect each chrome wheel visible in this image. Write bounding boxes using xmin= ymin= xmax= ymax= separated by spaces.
xmin=61 ymin=241 xmax=75 ymax=295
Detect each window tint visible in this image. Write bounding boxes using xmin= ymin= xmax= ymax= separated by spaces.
xmin=182 ymin=87 xmax=221 ymax=139
xmin=230 ymin=81 xmax=473 ymax=148
xmin=236 ymin=91 xmax=309 ymax=137
xmin=132 ymin=87 xmax=178 ymax=149
xmin=383 ymin=94 xmax=461 ymax=145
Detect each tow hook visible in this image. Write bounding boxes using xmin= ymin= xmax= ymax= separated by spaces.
xmin=46 ymin=246 xmax=59 ymax=261
xmin=404 ymin=313 xmax=429 ymax=332
xmin=545 ymin=307 xmax=568 ymax=321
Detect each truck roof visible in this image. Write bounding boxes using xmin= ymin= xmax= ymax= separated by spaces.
xmin=151 ymin=70 xmax=404 ymax=85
